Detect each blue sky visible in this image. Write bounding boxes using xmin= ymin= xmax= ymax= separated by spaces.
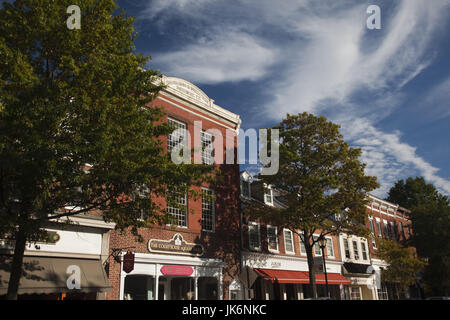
xmin=114 ymin=0 xmax=450 ymax=198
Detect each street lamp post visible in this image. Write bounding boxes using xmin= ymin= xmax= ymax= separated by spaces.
xmin=318 ymin=236 xmax=330 ymax=298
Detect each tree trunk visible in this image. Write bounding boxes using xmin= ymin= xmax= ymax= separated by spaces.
xmin=305 ymin=244 xmax=318 ymax=298
xmin=6 ymin=224 xmax=27 ymax=300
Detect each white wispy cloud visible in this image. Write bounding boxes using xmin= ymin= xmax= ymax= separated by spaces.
xmin=340 ymin=117 xmax=450 ymax=196
xmin=139 ymin=0 xmax=450 ymax=196
xmin=151 ymin=30 xmax=278 ymax=84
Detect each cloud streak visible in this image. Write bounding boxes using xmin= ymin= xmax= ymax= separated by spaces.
xmin=139 ymin=0 xmax=450 ymax=196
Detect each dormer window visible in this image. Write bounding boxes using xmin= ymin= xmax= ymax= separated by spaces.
xmin=264 ymin=186 xmax=273 ymax=205
xmin=241 ymin=180 xmax=251 ymax=198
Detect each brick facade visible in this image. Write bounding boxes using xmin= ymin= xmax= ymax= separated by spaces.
xmin=105 ymin=76 xmax=241 ymax=300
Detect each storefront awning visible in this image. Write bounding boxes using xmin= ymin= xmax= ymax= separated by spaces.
xmin=343 ymin=263 xmax=374 ymax=276
xmin=0 ymin=255 xmax=112 ymax=295
xmin=254 ymin=268 xmax=350 ymax=285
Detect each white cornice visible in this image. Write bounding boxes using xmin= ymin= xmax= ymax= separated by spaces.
xmin=50 ymin=215 xmax=116 ymax=230
xmin=158 ymin=76 xmax=241 ymax=130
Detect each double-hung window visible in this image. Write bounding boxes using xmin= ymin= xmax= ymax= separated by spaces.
xmin=264 ymin=187 xmax=273 ymax=205
xmin=248 ymin=222 xmax=261 ymax=251
xmin=167 ymin=118 xmax=187 ymax=154
xmin=344 ymin=238 xmax=351 ymax=259
xmin=352 ymin=240 xmax=360 ymax=260
xmin=299 ymin=232 xmax=306 ymax=255
xmin=313 ymin=235 xmax=321 ymax=256
xmin=241 ymin=180 xmax=251 ymax=198
xmin=376 ymin=219 xmax=382 ymax=237
xmin=201 ymin=188 xmax=215 ymax=232
xmin=326 ymin=237 xmax=334 ymax=258
xmin=201 ymin=131 xmax=214 ymax=165
xmin=369 ymin=217 xmax=377 ymax=249
xmin=267 ymin=226 xmax=278 ymax=252
xmin=383 ymin=220 xmax=390 ymax=239
xmin=167 ymin=190 xmax=188 ymax=227
xmin=361 ymin=241 xmax=368 ymax=260
xmin=284 ymin=229 xmax=295 ymax=254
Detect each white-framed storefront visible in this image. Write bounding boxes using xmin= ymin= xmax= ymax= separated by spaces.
xmin=242 ymin=252 xmax=346 ymax=300
xmin=119 ymin=252 xmax=225 ymax=300
xmin=371 ymin=258 xmax=390 ymax=300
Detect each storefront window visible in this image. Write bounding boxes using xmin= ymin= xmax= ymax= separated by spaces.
xmin=124 ymin=275 xmax=154 ymax=300
xmin=198 ymin=277 xmax=218 ymax=300
xmin=171 ymin=277 xmax=195 ymax=300
xmin=350 ymin=287 xmax=361 ymax=300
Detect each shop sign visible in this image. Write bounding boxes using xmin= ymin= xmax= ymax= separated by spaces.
xmin=123 ymin=250 xmax=135 ymax=273
xmin=161 ymin=265 xmax=194 ymax=276
xmin=148 ymin=233 xmax=204 ymax=256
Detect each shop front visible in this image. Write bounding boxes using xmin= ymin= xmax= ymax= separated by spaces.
xmin=241 ymin=252 xmax=350 ymax=300
xmin=120 ymin=253 xmax=225 ymax=300
xmin=0 ymin=215 xmax=115 ymax=300
xmin=342 ymin=262 xmax=377 ymax=300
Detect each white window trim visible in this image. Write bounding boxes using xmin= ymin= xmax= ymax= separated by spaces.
xmin=167 ymin=117 xmax=188 ymax=153
xmin=375 ymin=218 xmax=382 ymax=237
xmin=352 ymin=239 xmax=360 ymax=261
xmin=299 ymin=231 xmax=307 ymax=256
xmin=165 ymin=191 xmax=188 ymax=228
xmin=325 ymin=236 xmax=335 ymax=258
xmin=264 ymin=185 xmax=274 ymax=206
xmin=283 ymin=228 xmax=295 ymax=255
xmin=267 ymin=225 xmax=279 ymax=253
xmin=343 ymin=236 xmax=352 ymax=260
xmin=248 ymin=222 xmax=261 ymax=251
xmin=313 ymin=234 xmax=322 ymax=257
xmin=201 ymin=187 xmax=215 ymax=233
xmin=361 ymin=240 xmax=369 ymax=261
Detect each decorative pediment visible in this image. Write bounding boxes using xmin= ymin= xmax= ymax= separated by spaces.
xmin=163 ymin=76 xmax=212 ymax=106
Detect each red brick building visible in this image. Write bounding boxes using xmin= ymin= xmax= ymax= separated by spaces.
xmin=364 ymin=194 xmax=418 ymax=299
xmin=239 ymin=172 xmax=351 ymax=300
xmin=105 ymin=76 xmax=242 ymax=300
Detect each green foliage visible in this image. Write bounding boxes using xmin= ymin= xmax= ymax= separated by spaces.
xmin=249 ymin=113 xmax=378 ymax=240
xmin=387 ymin=177 xmax=450 ymax=295
xmin=247 ymin=113 xmax=379 ymax=296
xmin=377 ymin=239 xmax=427 ymax=289
xmin=0 ymin=0 xmax=214 ymax=241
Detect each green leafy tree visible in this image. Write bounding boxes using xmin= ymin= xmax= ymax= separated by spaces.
xmin=387 ymin=177 xmax=450 ymax=296
xmin=247 ymin=113 xmax=379 ymax=298
xmin=377 ymin=239 xmax=427 ymax=299
xmin=0 ymin=0 xmax=213 ymax=300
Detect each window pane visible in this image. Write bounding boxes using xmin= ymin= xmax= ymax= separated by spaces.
xmin=241 ymin=181 xmax=250 ymax=197
xmin=326 ymin=238 xmax=334 ymax=257
xmin=124 ymin=275 xmax=154 ymax=300
xmin=376 ymin=221 xmax=382 ymax=237
xmin=299 ymin=235 xmax=306 ymax=255
xmin=202 ymin=189 xmax=214 ymax=232
xmin=313 ymin=236 xmax=321 ymax=256
xmin=167 ymin=118 xmax=187 ymax=154
xmin=352 ymin=241 xmax=359 ymax=260
xmin=167 ymin=191 xmax=187 ymax=227
xmin=201 ymin=131 xmax=214 ymax=165
xmin=198 ymin=277 xmax=218 ymax=300
xmin=267 ymin=227 xmax=278 ymax=251
xmin=284 ymin=230 xmax=294 ymax=253
xmin=249 ymin=223 xmax=260 ymax=250
xmin=264 ymin=189 xmax=273 ymax=204
xmin=344 ymin=239 xmax=351 ymax=259
xmin=362 ymin=242 xmax=368 ymax=260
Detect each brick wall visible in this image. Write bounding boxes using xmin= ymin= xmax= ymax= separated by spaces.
xmin=105 ymin=92 xmax=242 ymax=300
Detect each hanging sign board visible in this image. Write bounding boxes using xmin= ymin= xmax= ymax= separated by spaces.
xmin=123 ymin=250 xmax=135 ymax=274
